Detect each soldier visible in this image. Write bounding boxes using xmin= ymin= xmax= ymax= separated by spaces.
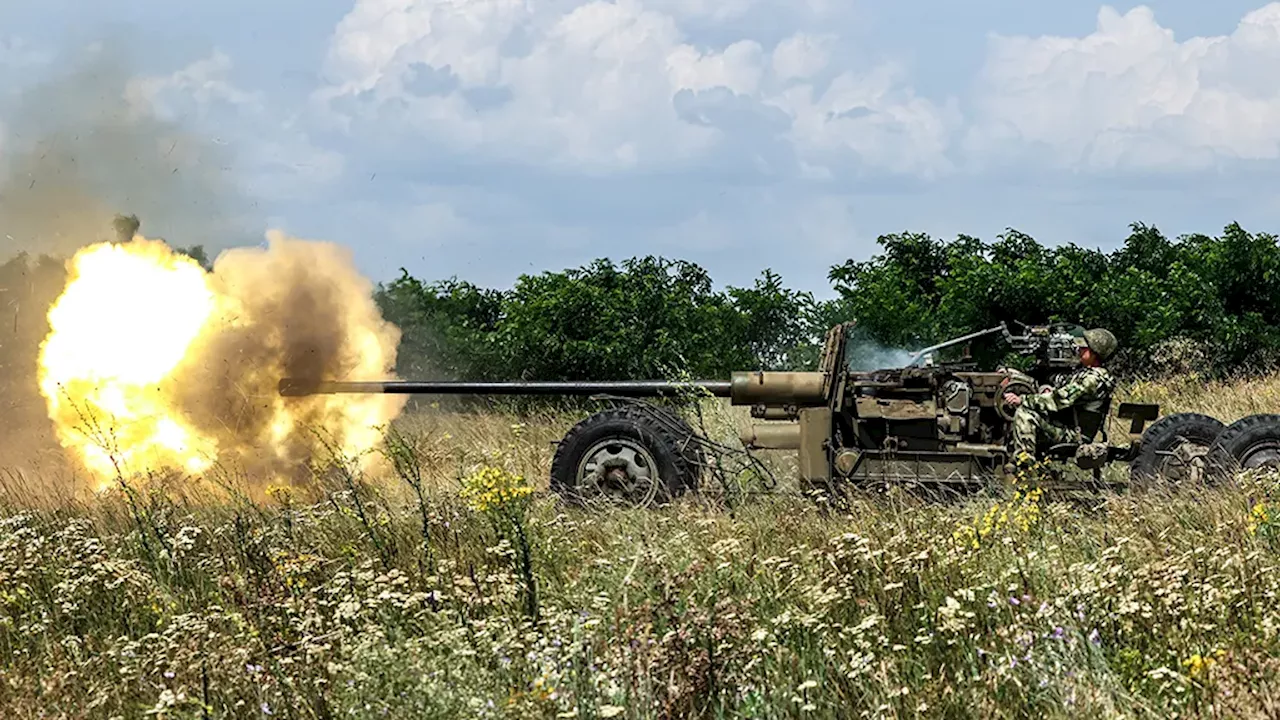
xmin=1002 ymin=328 xmax=1119 ymax=470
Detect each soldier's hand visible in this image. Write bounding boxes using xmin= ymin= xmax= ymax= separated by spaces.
xmin=1003 ymin=392 xmax=1022 ymax=407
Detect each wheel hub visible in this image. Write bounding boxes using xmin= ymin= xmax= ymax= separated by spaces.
xmin=1238 ymin=441 xmax=1280 ymax=470
xmin=1166 ymin=439 xmax=1210 ymax=484
xmin=577 ymin=439 xmax=660 ymax=505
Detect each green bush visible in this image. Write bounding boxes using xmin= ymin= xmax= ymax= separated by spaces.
xmin=376 ymin=222 xmax=1280 ymax=382
xmin=7 ymin=219 xmax=1280 ymax=385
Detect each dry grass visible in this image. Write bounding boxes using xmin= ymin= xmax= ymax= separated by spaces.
xmin=2 ymin=375 xmax=1280 ymax=718
xmin=1122 ymin=371 xmax=1280 ymax=422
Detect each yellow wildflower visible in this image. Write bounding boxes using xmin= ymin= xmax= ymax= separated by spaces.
xmin=460 ymin=465 xmax=534 ymax=513
xmin=954 ymin=486 xmax=1042 ymax=550
xmin=1182 ymin=650 xmax=1224 ymax=679
xmin=952 ymin=524 xmax=979 ymax=550
xmin=265 ymin=483 xmax=293 ymax=505
xmin=1248 ymin=502 xmax=1270 ymax=536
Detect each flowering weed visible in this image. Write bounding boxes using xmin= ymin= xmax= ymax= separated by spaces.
xmin=1 ymin=385 xmax=1279 ymax=718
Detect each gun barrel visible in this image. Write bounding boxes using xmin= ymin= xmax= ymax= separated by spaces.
xmin=279 ymin=378 xmax=733 ymax=398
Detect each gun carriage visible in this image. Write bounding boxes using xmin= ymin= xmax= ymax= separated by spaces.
xmin=281 ymin=321 xmax=1263 ymax=506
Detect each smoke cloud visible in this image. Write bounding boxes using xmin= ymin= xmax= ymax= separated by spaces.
xmin=0 ymin=37 xmax=265 ymax=477
xmin=172 ymin=231 xmax=408 ymax=483
xmin=0 ymin=40 xmax=260 ymax=258
xmin=36 ymin=230 xmax=407 ymax=494
xmin=843 ymin=332 xmax=917 ymax=372
xmin=3 ymin=38 xmax=404 ymax=491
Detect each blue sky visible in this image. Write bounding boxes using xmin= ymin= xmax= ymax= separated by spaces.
xmin=1 ymin=1 xmax=1278 ymax=297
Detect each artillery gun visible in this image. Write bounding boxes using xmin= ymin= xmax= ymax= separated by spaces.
xmin=279 ymin=321 xmax=1238 ymax=505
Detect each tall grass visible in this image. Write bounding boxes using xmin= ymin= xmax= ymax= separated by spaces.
xmin=2 ymin=376 xmax=1280 ymax=718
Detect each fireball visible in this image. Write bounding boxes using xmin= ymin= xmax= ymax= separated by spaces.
xmin=38 ymin=237 xmax=220 ymax=483
xmin=37 ymin=231 xmax=405 ymax=491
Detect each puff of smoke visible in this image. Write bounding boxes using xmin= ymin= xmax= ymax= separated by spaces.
xmin=0 ymin=38 xmax=261 ymax=260
xmin=170 ymin=230 xmax=408 ymax=485
xmin=843 ymin=339 xmax=916 ymax=372
xmin=0 ymin=35 xmax=263 ymax=476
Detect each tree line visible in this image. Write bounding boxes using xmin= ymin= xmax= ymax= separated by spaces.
xmin=375 ymin=222 xmax=1280 ymax=383
xmin=0 ymin=221 xmax=1276 ymax=396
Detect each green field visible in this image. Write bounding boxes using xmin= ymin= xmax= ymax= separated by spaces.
xmin=3 ymin=374 xmax=1280 ymax=719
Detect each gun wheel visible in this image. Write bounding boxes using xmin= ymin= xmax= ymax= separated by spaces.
xmin=1128 ymin=412 xmax=1225 ymax=489
xmin=1204 ymin=413 xmax=1280 ymax=484
xmin=550 ymin=406 xmax=700 ymax=508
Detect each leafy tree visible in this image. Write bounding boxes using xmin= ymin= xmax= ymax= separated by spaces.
xmin=375 ymin=270 xmax=506 ymax=379
xmin=10 ymin=215 xmax=1279 ymax=391
xmin=825 ymin=222 xmax=1280 ymax=378
xmin=495 ymin=256 xmax=740 ymax=380
xmin=724 ymin=269 xmax=822 ymax=370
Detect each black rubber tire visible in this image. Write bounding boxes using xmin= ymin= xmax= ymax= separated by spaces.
xmin=1128 ymin=412 xmax=1225 ymax=486
xmin=1205 ymin=413 xmax=1280 ymax=483
xmin=550 ymin=405 xmax=702 ymax=507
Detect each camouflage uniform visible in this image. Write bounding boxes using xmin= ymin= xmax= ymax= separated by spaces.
xmin=1009 ymin=328 xmax=1119 ymax=463
xmin=1010 ymin=366 xmax=1115 ymax=457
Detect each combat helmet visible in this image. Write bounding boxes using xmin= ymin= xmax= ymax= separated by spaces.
xmin=1082 ymin=328 xmax=1118 ymax=360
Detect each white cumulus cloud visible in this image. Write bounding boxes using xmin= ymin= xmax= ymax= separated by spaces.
xmin=770 ymin=32 xmax=832 ymax=81
xmin=966 ymin=3 xmax=1280 ymax=172
xmin=316 ymin=0 xmax=954 ymax=176
xmin=127 ymin=51 xmax=261 ymax=115
xmin=770 ymin=63 xmax=961 ymax=179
